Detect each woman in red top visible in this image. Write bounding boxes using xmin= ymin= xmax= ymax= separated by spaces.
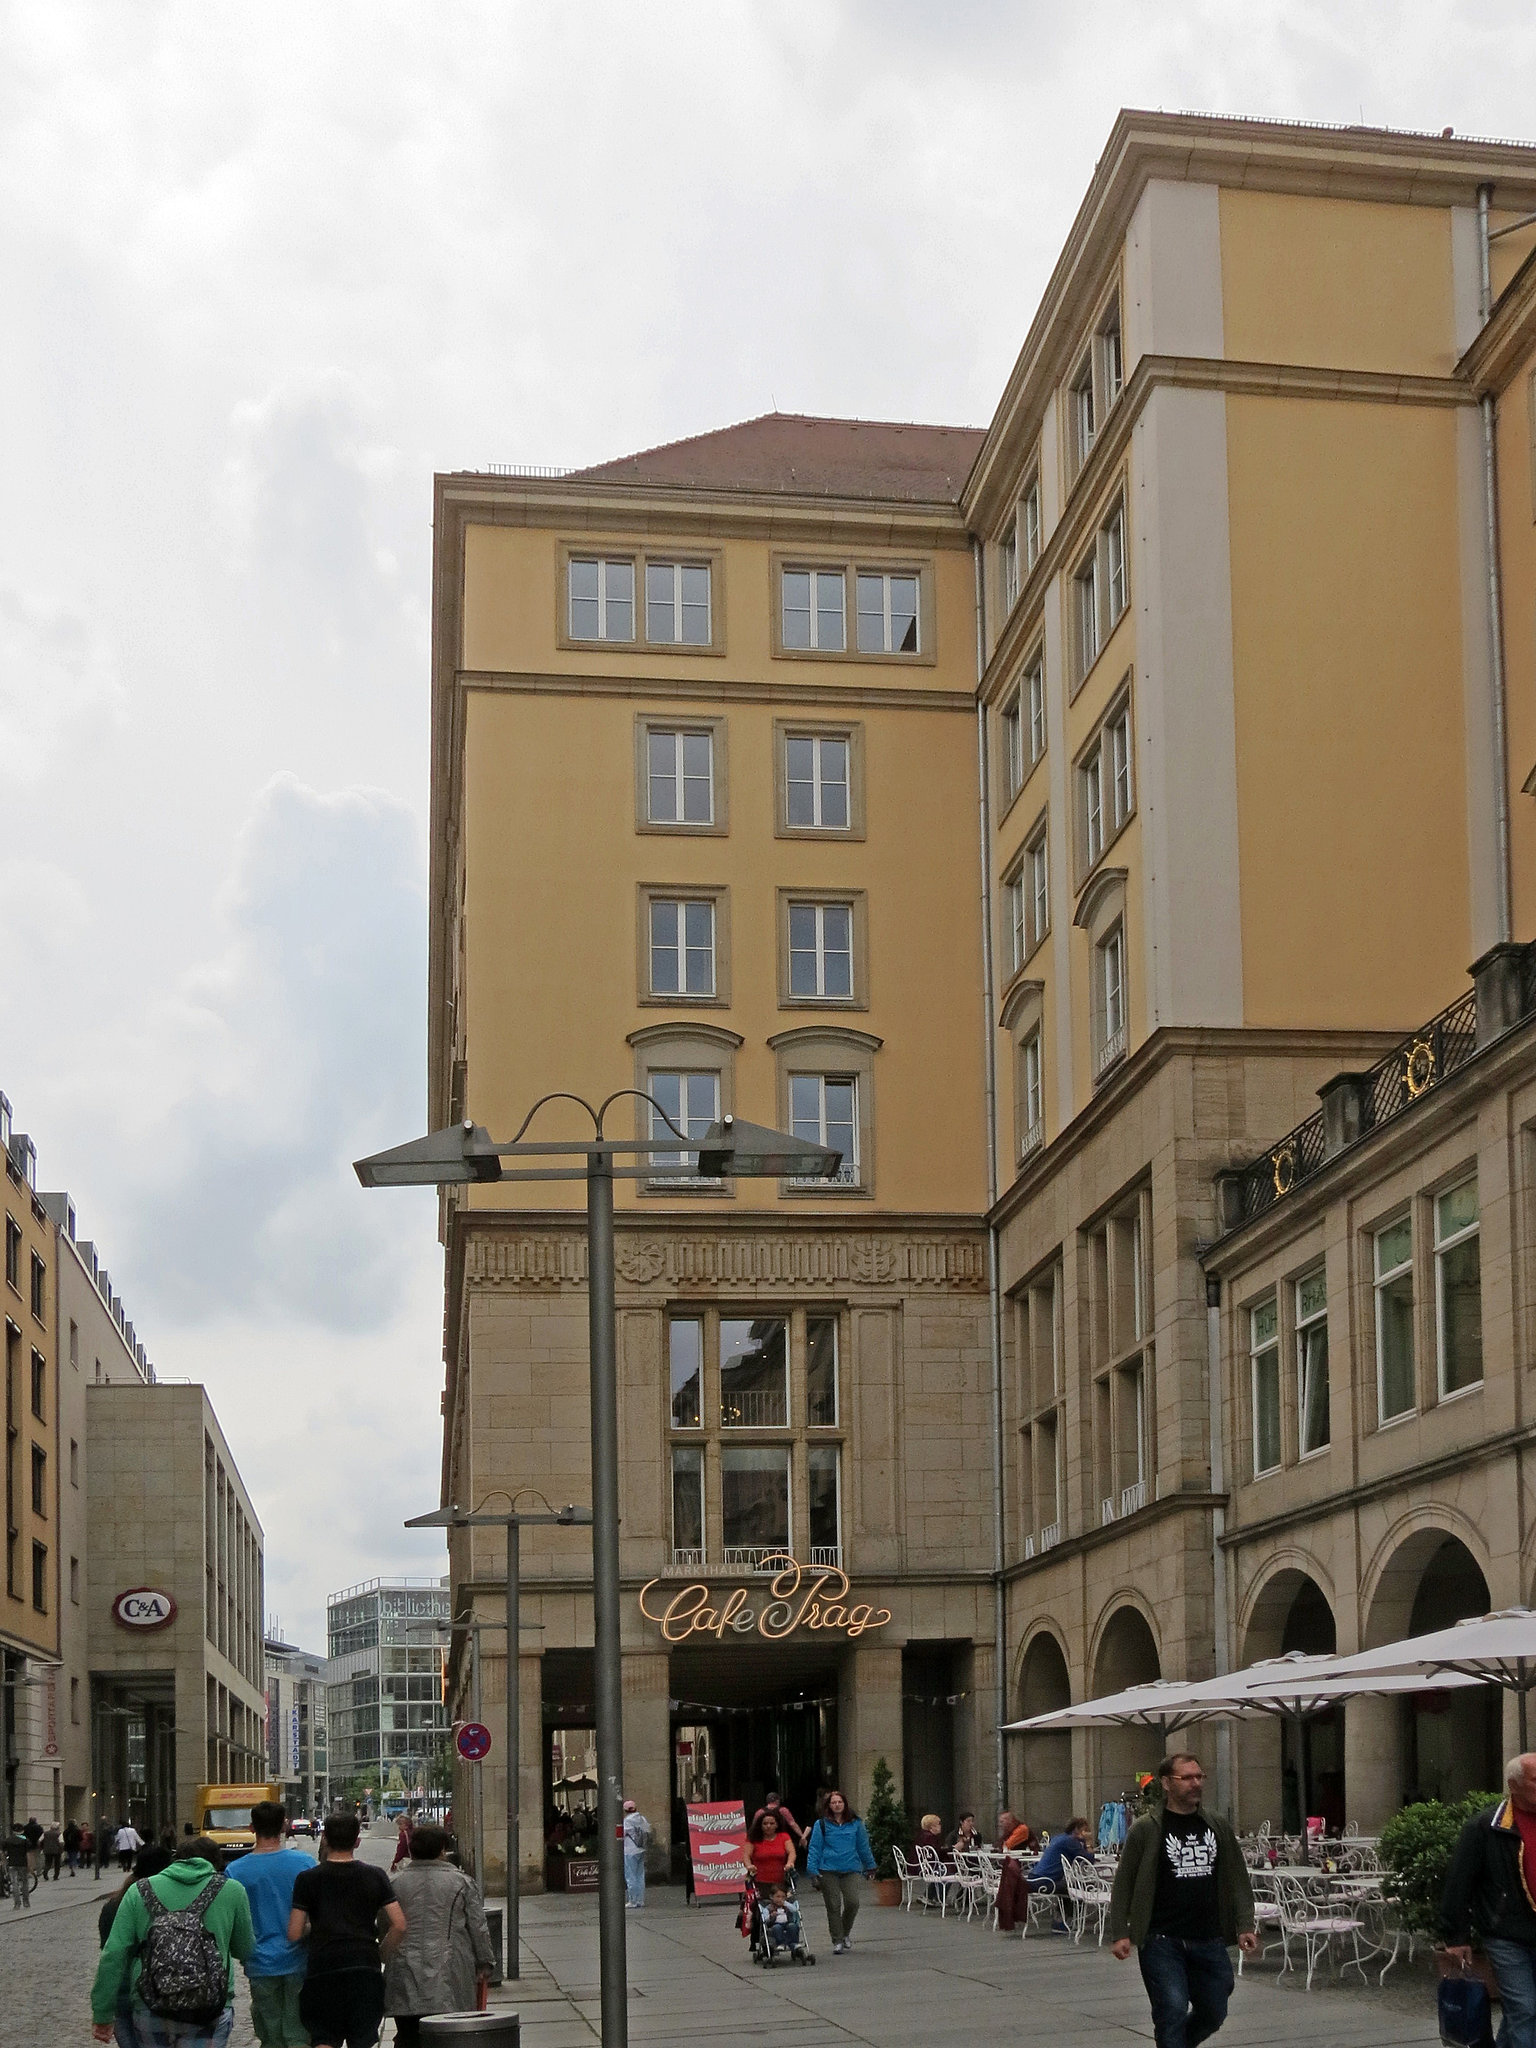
xmin=744 ymin=1810 xmax=796 ymax=1890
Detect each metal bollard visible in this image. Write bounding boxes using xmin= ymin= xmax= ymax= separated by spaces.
xmin=420 ymin=2015 xmax=520 ymax=2046
xmin=483 ymin=1905 xmax=504 ymax=1985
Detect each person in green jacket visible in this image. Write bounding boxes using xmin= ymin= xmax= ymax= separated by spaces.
xmin=90 ymin=1838 xmax=254 ymax=2048
xmin=1107 ymin=1755 xmax=1256 ymax=2048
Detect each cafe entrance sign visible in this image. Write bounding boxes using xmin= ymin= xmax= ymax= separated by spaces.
xmin=638 ymin=1554 xmax=891 ymax=1644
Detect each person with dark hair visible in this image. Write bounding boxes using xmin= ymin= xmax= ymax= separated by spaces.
xmin=749 ymin=1788 xmax=805 ymax=1848
xmin=1031 ymin=1818 xmax=1095 ymax=1934
xmin=944 ymin=1812 xmax=979 ymax=1855
xmin=90 ymin=1836 xmax=252 ymax=2047
xmin=4 ymin=1822 xmax=33 ymax=1909
xmin=742 ymin=1809 xmax=796 ymax=1892
xmin=97 ymin=1846 xmax=175 ymax=2048
xmin=113 ymin=1818 xmax=143 ymax=1872
xmin=804 ymin=1788 xmax=874 ymax=1955
xmin=227 ymin=1802 xmax=313 ymax=2048
xmin=1108 ymin=1754 xmax=1256 ymax=2048
xmin=288 ymin=1812 xmax=404 ymax=2048
xmin=385 ymin=1822 xmax=495 ymax=2045
xmin=64 ymin=1816 xmax=84 ymax=1875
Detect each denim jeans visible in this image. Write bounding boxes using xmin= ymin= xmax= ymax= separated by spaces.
xmin=1138 ymin=1935 xmax=1235 ymax=2048
xmin=129 ymin=2006 xmax=235 ymax=2048
xmin=624 ymin=1846 xmax=646 ymax=1907
xmin=1484 ymin=1938 xmax=1536 ymax=2048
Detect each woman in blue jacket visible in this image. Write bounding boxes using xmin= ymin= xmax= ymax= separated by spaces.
xmin=804 ymin=1789 xmax=875 ymax=1954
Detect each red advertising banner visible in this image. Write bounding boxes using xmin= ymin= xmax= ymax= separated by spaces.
xmin=686 ymin=1799 xmax=747 ymax=1899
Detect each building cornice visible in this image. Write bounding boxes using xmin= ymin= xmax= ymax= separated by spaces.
xmin=455 ymin=667 xmax=977 ymax=716
xmin=1460 ymin=241 xmax=1536 ymax=393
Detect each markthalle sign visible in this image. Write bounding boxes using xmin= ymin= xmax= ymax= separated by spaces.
xmin=638 ymin=1553 xmax=891 ymax=1644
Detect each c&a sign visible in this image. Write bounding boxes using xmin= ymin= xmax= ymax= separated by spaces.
xmin=112 ymin=1588 xmax=177 ymax=1631
xmin=638 ymin=1554 xmax=892 ymax=1644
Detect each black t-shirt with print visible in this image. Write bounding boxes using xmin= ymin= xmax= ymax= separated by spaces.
xmin=1147 ymin=1809 xmax=1221 ymax=1941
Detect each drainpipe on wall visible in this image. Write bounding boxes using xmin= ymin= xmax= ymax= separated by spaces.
xmin=1205 ymin=1273 xmax=1233 ymax=1821
xmin=1477 ymin=183 xmax=1514 ymax=947
xmin=973 ymin=538 xmax=1008 ymax=1816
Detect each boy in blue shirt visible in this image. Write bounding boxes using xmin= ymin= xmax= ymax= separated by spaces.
xmin=226 ymin=1801 xmax=314 ymax=2047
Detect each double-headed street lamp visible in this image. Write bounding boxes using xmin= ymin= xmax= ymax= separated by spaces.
xmin=404 ymin=1495 xmax=591 ymax=1980
xmin=357 ymin=1099 xmax=841 ymax=2048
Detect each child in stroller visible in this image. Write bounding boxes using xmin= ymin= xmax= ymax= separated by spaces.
xmin=748 ymin=1877 xmax=815 ymax=1965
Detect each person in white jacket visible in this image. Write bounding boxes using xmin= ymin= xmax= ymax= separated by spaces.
xmin=622 ymin=1800 xmax=652 ymax=1909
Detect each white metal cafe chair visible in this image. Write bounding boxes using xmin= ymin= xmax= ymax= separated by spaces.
xmin=915 ymin=1843 xmax=965 ymax=1917
xmin=891 ymin=1847 xmax=924 ymax=1913
xmin=951 ymin=1849 xmax=989 ymax=1921
xmin=1061 ymin=1854 xmax=1111 ymax=1945
xmin=1273 ymin=1874 xmax=1368 ymax=1991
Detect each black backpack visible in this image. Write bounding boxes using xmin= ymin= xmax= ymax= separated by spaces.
xmin=136 ymin=1873 xmax=229 ymax=2025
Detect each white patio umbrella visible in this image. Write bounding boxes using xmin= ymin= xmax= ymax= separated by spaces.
xmin=1307 ymin=1607 xmax=1536 ymax=1746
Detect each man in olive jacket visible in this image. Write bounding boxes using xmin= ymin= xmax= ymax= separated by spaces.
xmin=1440 ymin=1753 xmax=1536 ymax=2046
xmin=1107 ymin=1755 xmax=1257 ymax=2048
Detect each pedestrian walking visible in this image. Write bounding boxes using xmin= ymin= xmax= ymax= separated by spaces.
xmin=23 ymin=1812 xmax=43 ymax=1887
xmin=803 ymin=1788 xmax=874 ymax=1955
xmin=1440 ymin=1750 xmax=1536 ymax=2047
xmin=65 ymin=1817 xmax=84 ymax=1875
xmin=287 ymin=1812 xmax=404 ymax=2048
xmin=390 ymin=1814 xmax=413 ymax=1872
xmin=225 ymin=1802 xmax=313 ymax=2048
xmin=1108 ymin=1753 xmax=1257 ymax=2048
xmin=98 ymin=1849 xmax=175 ymax=2048
xmin=621 ymin=1799 xmax=652 ymax=1909
xmin=42 ymin=1820 xmax=63 ymax=1879
xmin=114 ymin=1819 xmax=145 ymax=1872
xmin=5 ymin=1822 xmax=32 ymax=1908
xmin=90 ymin=1833 xmax=253 ymax=2048
xmin=384 ymin=1823 xmax=495 ymax=2045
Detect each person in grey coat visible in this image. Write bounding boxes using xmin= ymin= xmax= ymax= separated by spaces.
xmin=384 ymin=1824 xmax=497 ymax=2043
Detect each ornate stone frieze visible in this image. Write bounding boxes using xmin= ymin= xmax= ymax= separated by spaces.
xmin=464 ymin=1229 xmax=986 ymax=1292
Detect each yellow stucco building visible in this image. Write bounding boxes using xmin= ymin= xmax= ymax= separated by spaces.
xmin=429 ymin=113 xmax=1536 ymax=1883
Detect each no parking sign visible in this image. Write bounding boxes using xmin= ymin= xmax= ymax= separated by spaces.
xmin=456 ymin=1721 xmax=492 ymax=1762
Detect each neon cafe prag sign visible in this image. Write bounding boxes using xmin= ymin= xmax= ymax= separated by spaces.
xmin=638 ymin=1554 xmax=891 ymax=1644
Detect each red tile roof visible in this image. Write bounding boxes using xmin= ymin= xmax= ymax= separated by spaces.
xmin=567 ymin=412 xmax=985 ymax=503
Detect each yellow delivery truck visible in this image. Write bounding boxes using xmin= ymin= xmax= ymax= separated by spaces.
xmin=193 ymin=1781 xmax=283 ymax=1855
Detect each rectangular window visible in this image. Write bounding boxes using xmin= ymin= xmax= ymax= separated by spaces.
xmin=855 ymin=571 xmax=920 ymax=655
xmin=1435 ymin=1179 xmax=1482 ymax=1396
xmin=31 ymin=1444 xmax=45 ymax=1515
xmin=782 ymin=568 xmax=846 ymax=651
xmin=1374 ymin=1216 xmax=1415 ymax=1420
xmin=70 ymin=1676 xmax=79 ymax=1725
xmin=807 ymin=1317 xmax=838 ymax=1426
xmin=69 ymin=1439 xmax=78 ymax=1487
xmin=1001 ymin=696 xmax=1024 ymax=803
xmin=1250 ymin=1296 xmax=1281 ymax=1475
xmin=30 ymin=1254 xmax=44 ymax=1322
xmin=31 ymin=1540 xmax=45 ymax=1612
xmin=649 ymin=898 xmax=715 ymax=997
xmin=719 ymin=1318 xmax=788 ymax=1429
xmin=4 ymin=1218 xmax=17 ymax=1288
xmin=1098 ymin=296 xmax=1123 ymax=409
xmin=1075 ymin=553 xmax=1100 ymax=676
xmin=1296 ymin=1268 xmax=1330 ymax=1455
xmin=568 ymin=556 xmax=634 ymax=642
xmin=1070 ymin=353 xmax=1095 ymax=472
xmin=808 ymin=1446 xmax=841 ymax=1565
xmin=789 ymin=1074 xmax=858 ymax=1187
xmin=647 ymin=729 xmax=714 ymax=825
xmin=1029 ymin=831 xmax=1050 ymax=949
xmin=1000 ymin=525 xmax=1019 ymax=612
xmin=671 ymin=1446 xmax=704 ymax=1564
xmin=649 ymin=1072 xmax=720 ymax=1178
xmin=785 ymin=734 xmax=849 ymax=830
xmin=669 ymin=1318 xmax=703 ymax=1429
xmin=1110 ymin=706 xmax=1132 ymax=824
xmin=1097 ymin=924 xmax=1126 ymax=1072
xmin=1027 ymin=657 xmax=1046 ymax=766
xmin=30 ymin=1351 xmax=44 ymax=1421
xmin=1023 ymin=476 xmax=1041 ymax=570
xmin=720 ymin=1446 xmax=790 ymax=1560
xmin=1005 ymin=873 xmax=1026 ymax=975
xmin=69 ymin=1555 xmax=79 ymax=1603
xmin=1021 ymin=1030 xmax=1043 ymax=1154
xmin=1085 ymin=749 xmax=1104 ymax=866
xmin=645 ymin=560 xmax=711 ymax=645
xmin=1106 ymin=502 xmax=1127 ymax=623
xmin=68 ymin=1320 xmax=77 ymax=1371
xmin=1080 ymin=699 xmax=1133 ymax=873
xmin=787 ymin=901 xmax=853 ymax=999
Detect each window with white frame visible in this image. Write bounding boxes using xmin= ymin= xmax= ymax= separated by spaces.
xmin=782 ymin=568 xmax=846 ymax=651
xmin=1069 ymin=352 xmax=1095 ymax=475
xmin=1095 ymin=922 xmax=1126 ymax=1073
xmin=645 ymin=560 xmax=711 ymax=645
xmin=1023 ymin=474 xmax=1041 ymax=571
xmin=1005 ymin=870 xmax=1026 ymax=974
xmin=1001 ymin=694 xmax=1024 ymax=804
xmin=721 ymin=1446 xmax=790 ymax=1559
xmin=1000 ymin=524 xmax=1019 ymax=613
xmin=647 ymin=728 xmax=714 ymax=825
xmin=720 ymin=1318 xmax=789 ymax=1428
xmin=568 ymin=556 xmax=635 ymax=641
xmin=649 ymin=898 xmax=716 ymax=997
xmin=808 ymin=1445 xmax=841 ymax=1566
xmin=788 ymin=901 xmax=853 ymax=999
xmin=807 ymin=1316 xmax=838 ymax=1426
xmin=671 ymin=1445 xmax=704 ymax=1564
xmin=1074 ymin=551 xmax=1101 ymax=679
xmin=1020 ymin=1029 xmax=1043 ymax=1155
xmin=1374 ymin=1215 xmax=1415 ymax=1422
xmin=1072 ymin=498 xmax=1128 ymax=685
xmin=670 ymin=1317 xmax=703 ymax=1428
xmin=1097 ymin=295 xmax=1123 ymax=410
xmin=856 ymin=571 xmax=920 ymax=655
xmin=1435 ymin=1178 xmax=1482 ymax=1395
xmin=785 ymin=733 xmax=849 ymax=830
xmin=1026 ymin=655 xmax=1046 ymax=767
xmin=1250 ymin=1295 xmax=1281 ymax=1475
xmin=1079 ymin=696 xmax=1133 ymax=872
xmin=1107 ymin=500 xmax=1126 ymax=619
xmin=648 ymin=1071 xmax=720 ymax=1179
xmin=1295 ymin=1267 xmax=1330 ymax=1455
xmin=1029 ymin=828 xmax=1049 ymax=951
xmin=1004 ymin=828 xmax=1048 ymax=974
xmin=789 ymin=1074 xmax=858 ymax=1186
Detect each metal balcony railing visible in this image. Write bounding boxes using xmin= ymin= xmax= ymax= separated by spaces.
xmin=1095 ymin=1022 xmax=1127 ymax=1078
xmin=1020 ymin=1120 xmax=1043 ymax=1161
xmin=1039 ymin=1521 xmax=1061 ymax=1551
xmin=1120 ymin=1479 xmax=1146 ymax=1517
xmin=788 ymin=1157 xmax=860 ymax=1190
xmin=720 ymin=1546 xmax=790 ymax=1573
xmin=1100 ymin=1497 xmax=1115 ymax=1526
xmin=668 ymin=1548 xmax=705 ymax=1574
xmin=809 ymin=1545 xmax=842 ymax=1570
xmin=719 ymin=1390 xmax=788 ymax=1428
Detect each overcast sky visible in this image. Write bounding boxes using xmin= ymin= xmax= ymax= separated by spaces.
xmin=4 ymin=0 xmax=1535 ymax=1655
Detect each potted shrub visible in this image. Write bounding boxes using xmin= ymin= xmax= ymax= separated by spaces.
xmin=1380 ymin=1789 xmax=1500 ymax=1995
xmin=864 ymin=1756 xmax=910 ymax=1907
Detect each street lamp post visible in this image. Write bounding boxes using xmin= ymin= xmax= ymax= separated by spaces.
xmin=359 ymin=1101 xmax=842 ymax=2048
xmin=405 ymin=1499 xmax=591 ymax=1981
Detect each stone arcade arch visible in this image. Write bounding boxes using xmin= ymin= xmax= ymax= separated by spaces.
xmin=1236 ymin=1566 xmax=1340 ymax=1832
xmin=1013 ymin=1630 xmax=1073 ymax=1830
xmin=1091 ymin=1603 xmax=1161 ymax=1812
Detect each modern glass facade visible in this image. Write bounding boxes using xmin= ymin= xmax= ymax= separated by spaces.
xmin=324 ymin=1579 xmax=450 ymax=1797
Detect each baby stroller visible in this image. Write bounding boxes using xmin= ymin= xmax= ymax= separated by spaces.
xmin=743 ymin=1875 xmax=816 ymax=1966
